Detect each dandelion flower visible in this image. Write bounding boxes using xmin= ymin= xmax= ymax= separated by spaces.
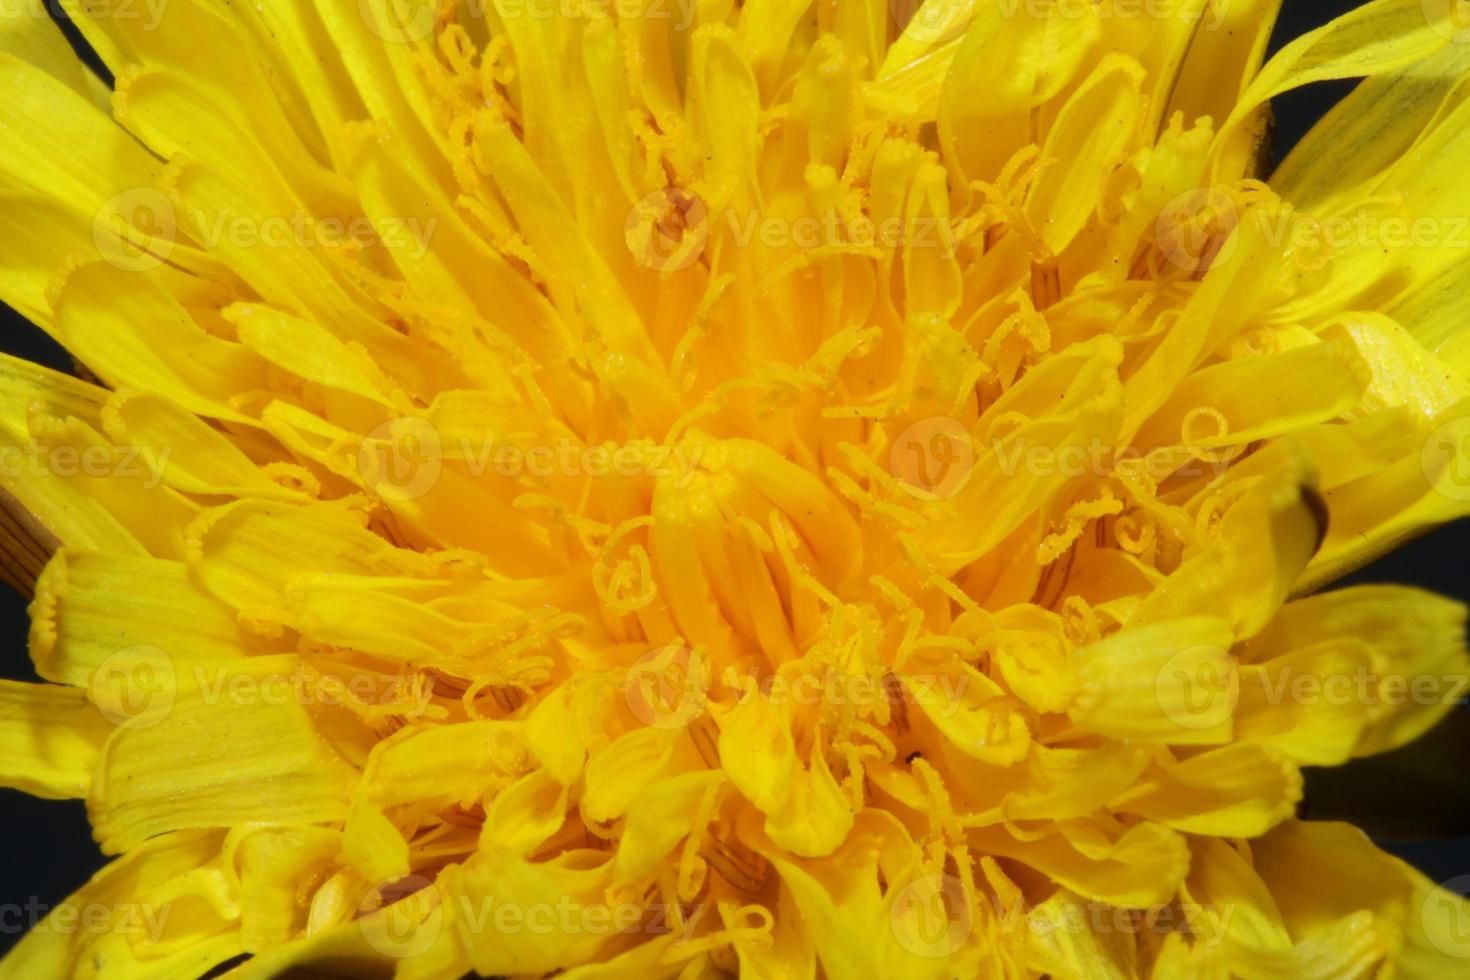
xmin=3 ymin=0 xmax=1470 ymax=976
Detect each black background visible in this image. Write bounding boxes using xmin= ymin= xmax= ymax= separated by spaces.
xmin=1 ymin=0 xmax=1467 ymax=961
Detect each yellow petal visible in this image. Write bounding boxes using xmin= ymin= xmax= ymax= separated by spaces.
xmin=1110 ymin=742 xmax=1302 ymax=836
xmin=89 ymin=655 xmax=357 ymax=853
xmin=0 ymin=831 xmax=241 ymax=980
xmin=1241 ymin=586 xmax=1470 ymax=757
xmin=1070 ymin=615 xmax=1237 ymax=744
xmin=30 ymin=549 xmax=250 ymax=689
xmin=0 ymin=679 xmax=110 ymax=798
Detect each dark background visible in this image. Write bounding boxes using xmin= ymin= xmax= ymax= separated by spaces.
xmin=1 ymin=0 xmax=1467 ymax=959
